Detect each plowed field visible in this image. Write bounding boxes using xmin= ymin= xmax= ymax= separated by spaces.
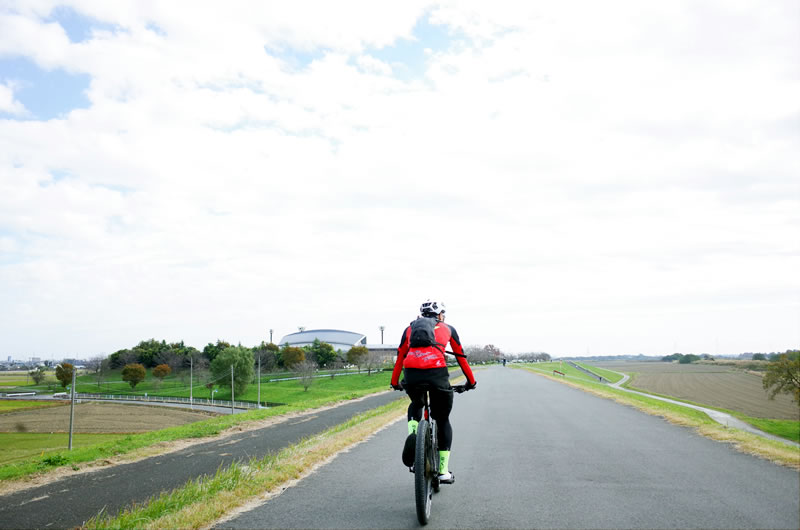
xmin=594 ymin=361 xmax=799 ymax=420
xmin=0 ymin=402 xmax=215 ymax=433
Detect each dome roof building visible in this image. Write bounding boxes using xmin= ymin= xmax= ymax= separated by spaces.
xmin=278 ymin=329 xmax=367 ymax=352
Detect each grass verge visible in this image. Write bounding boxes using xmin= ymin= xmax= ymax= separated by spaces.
xmin=515 ymin=364 xmax=800 ymax=470
xmin=86 ymin=399 xmax=407 ymax=529
xmin=0 ymin=433 xmax=129 ymax=466
xmin=0 ymin=377 xmax=394 ymax=483
xmin=574 ymin=362 xmax=624 ymax=384
xmin=613 ymin=378 xmax=800 ymax=443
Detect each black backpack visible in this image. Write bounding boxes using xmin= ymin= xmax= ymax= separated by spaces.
xmin=409 ymin=317 xmax=444 ymax=352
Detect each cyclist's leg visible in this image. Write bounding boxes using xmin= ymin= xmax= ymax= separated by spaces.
xmin=430 ymin=389 xmax=454 ymax=477
xmin=402 ymin=386 xmax=425 ymax=467
xmin=405 ymin=387 xmax=424 ymax=431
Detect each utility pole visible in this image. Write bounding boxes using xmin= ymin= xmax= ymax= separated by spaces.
xmin=269 ymin=329 xmax=273 ymax=343
xmin=190 ymin=356 xmax=193 ymax=410
xmin=257 ymin=356 xmax=261 ymax=409
xmin=68 ymin=368 xmax=76 ymax=450
xmin=231 ymin=365 xmax=235 ymax=415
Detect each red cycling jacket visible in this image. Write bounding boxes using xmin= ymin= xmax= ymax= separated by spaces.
xmin=391 ymin=319 xmax=476 ymax=386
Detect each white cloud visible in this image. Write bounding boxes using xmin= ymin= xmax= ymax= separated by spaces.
xmin=0 ymin=81 xmax=26 ymax=114
xmin=0 ymin=1 xmax=798 ymax=357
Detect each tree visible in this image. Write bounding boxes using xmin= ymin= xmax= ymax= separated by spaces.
xmin=763 ymin=351 xmax=800 ymax=404
xmin=281 ymin=346 xmax=306 ymax=369
xmin=29 ymin=366 xmax=46 ymax=385
xmin=307 ymin=339 xmax=337 ymax=368
xmin=347 ymin=345 xmax=368 ymax=372
xmin=483 ymin=344 xmax=503 ymax=361
xmin=122 ymin=363 xmax=146 ymax=389
xmin=153 ymin=364 xmax=172 ymax=380
xmin=55 ymin=363 xmax=75 ymax=389
xmin=679 ymin=354 xmax=700 ymax=364
xmin=155 ymin=349 xmax=183 ymax=373
xmin=203 ymin=340 xmax=231 ymax=363
xmin=132 ymin=339 xmax=168 ymax=367
xmin=752 ymin=353 xmax=767 ymax=361
xmin=252 ymin=342 xmax=279 ymax=372
xmin=85 ymin=355 xmax=104 ymax=375
xmin=364 ymin=349 xmax=386 ymax=375
xmin=210 ymin=345 xmax=254 ymax=396
xmin=296 ymin=360 xmax=317 ymax=391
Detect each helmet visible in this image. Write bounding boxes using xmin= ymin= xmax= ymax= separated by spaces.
xmin=420 ymin=299 xmax=445 ymax=316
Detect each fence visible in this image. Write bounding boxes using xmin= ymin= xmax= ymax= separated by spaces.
xmin=74 ymin=393 xmax=285 ymax=409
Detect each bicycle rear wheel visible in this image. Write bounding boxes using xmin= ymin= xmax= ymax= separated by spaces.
xmin=414 ymin=419 xmax=433 ymax=525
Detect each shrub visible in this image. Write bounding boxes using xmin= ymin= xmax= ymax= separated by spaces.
xmin=122 ymin=363 xmax=147 ymax=388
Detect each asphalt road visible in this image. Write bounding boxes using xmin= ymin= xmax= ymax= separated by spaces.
xmin=0 ymin=391 xmax=405 ymax=529
xmin=220 ymin=366 xmax=800 ymax=529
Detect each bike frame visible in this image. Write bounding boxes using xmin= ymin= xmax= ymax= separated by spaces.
xmin=405 ymin=383 xmax=467 ymax=525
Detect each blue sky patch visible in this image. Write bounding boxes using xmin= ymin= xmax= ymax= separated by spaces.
xmin=45 ymin=6 xmax=117 ymax=43
xmin=0 ymin=57 xmax=90 ymax=120
xmin=367 ymin=16 xmax=459 ymax=80
xmin=266 ymin=45 xmax=328 ymax=72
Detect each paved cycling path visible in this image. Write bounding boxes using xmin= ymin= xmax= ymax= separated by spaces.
xmin=0 ymin=391 xmax=405 ymax=529
xmin=219 ymin=366 xmax=799 ymax=529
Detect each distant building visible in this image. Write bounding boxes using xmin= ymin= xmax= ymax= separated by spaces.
xmin=278 ymin=329 xmax=367 ymax=352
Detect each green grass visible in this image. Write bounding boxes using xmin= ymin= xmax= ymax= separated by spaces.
xmin=576 ymin=362 xmax=625 ymax=383
xmin=0 ymin=372 xmax=395 ymax=482
xmin=0 ymin=400 xmax=63 ymax=413
xmin=524 ymin=361 xmax=604 ymax=383
xmin=0 ymin=433 xmax=128 ymax=465
xmin=731 ymin=416 xmax=800 ymax=444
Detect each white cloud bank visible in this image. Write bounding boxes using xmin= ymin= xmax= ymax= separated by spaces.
xmin=0 ymin=0 xmax=798 ymax=358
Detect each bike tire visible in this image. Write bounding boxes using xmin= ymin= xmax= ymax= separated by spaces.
xmin=431 ymin=420 xmax=440 ymax=493
xmin=415 ymin=419 xmax=433 ymax=525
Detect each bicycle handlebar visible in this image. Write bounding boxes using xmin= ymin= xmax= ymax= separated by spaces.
xmin=392 ymin=382 xmax=473 ymax=393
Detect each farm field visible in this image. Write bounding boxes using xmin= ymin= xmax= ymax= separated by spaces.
xmin=0 ymin=372 xmax=31 ymax=389
xmin=594 ymin=361 xmax=799 ymax=420
xmin=0 ymin=400 xmax=64 ymax=414
xmin=0 ymin=402 xmax=215 ymax=433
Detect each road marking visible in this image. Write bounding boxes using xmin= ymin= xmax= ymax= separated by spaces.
xmin=19 ymin=495 xmax=49 ymax=506
xmin=219 ymin=439 xmax=243 ymax=447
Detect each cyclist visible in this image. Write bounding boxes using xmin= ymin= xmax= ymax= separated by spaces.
xmin=391 ymin=299 xmax=477 ymax=483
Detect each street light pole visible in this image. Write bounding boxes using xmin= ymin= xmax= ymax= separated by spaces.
xmin=190 ymin=356 xmax=193 ymax=410
xmin=257 ymin=356 xmax=261 ymax=409
xmin=68 ymin=367 xmax=76 ymax=450
xmin=269 ymin=329 xmax=273 ymax=343
xmin=231 ymin=365 xmax=235 ymax=415
xmin=379 ymin=326 xmax=385 ymax=345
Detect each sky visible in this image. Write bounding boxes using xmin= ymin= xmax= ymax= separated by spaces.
xmin=0 ymin=1 xmax=798 ymax=360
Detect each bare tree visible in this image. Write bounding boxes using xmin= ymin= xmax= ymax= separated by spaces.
xmin=85 ymin=355 xmax=105 ymax=375
xmin=364 ymin=350 xmax=386 ymax=375
xmin=296 ymin=360 xmax=317 ymax=391
xmin=156 ymin=349 xmax=183 ymax=373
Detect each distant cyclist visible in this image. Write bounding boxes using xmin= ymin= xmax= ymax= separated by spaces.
xmin=391 ymin=299 xmax=476 ymax=482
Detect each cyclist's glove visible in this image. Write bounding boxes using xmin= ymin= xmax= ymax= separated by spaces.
xmin=391 ymin=383 xmax=404 ymax=391
xmin=465 ymin=381 xmax=477 ymax=391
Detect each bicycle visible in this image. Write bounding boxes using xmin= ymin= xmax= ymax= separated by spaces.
xmin=397 ymin=382 xmax=468 ymax=525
